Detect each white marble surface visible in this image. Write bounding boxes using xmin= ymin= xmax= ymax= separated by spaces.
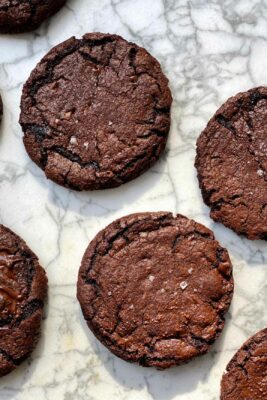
xmin=0 ymin=0 xmax=267 ymax=399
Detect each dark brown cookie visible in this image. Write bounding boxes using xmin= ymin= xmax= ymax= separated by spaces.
xmin=0 ymin=224 xmax=47 ymax=377
xmin=0 ymin=0 xmax=66 ymax=34
xmin=0 ymin=94 xmax=2 ymax=122
xmin=221 ymin=328 xmax=267 ymax=399
xmin=195 ymin=87 xmax=267 ymax=240
xmin=77 ymin=212 xmax=233 ymax=369
xmin=20 ymin=33 xmax=172 ymax=191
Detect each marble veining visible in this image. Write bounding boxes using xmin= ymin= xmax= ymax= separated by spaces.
xmin=0 ymin=0 xmax=267 ymax=399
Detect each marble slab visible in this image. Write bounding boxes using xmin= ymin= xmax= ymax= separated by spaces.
xmin=0 ymin=0 xmax=266 ymax=399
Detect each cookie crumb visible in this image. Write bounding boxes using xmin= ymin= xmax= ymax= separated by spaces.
xmin=70 ymin=136 xmax=77 ymax=145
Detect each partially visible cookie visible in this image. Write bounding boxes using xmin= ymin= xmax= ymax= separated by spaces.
xmin=20 ymin=33 xmax=172 ymax=191
xmin=0 ymin=94 xmax=2 ymax=122
xmin=0 ymin=0 xmax=66 ymax=34
xmin=77 ymin=212 xmax=233 ymax=369
xmin=195 ymin=87 xmax=267 ymax=240
xmin=221 ymin=328 xmax=267 ymax=399
xmin=0 ymin=225 xmax=47 ymax=377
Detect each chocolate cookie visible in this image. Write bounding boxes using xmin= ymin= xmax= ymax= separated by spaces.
xmin=0 ymin=94 xmax=2 ymax=122
xmin=20 ymin=33 xmax=172 ymax=191
xmin=221 ymin=328 xmax=267 ymax=399
xmin=77 ymin=212 xmax=233 ymax=369
xmin=0 ymin=225 xmax=47 ymax=377
xmin=0 ymin=0 xmax=66 ymax=34
xmin=195 ymin=87 xmax=267 ymax=240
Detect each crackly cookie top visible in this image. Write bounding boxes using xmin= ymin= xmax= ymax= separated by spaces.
xmin=221 ymin=328 xmax=267 ymax=399
xmin=20 ymin=33 xmax=172 ymax=191
xmin=0 ymin=252 xmax=27 ymax=321
xmin=196 ymin=87 xmax=267 ymax=240
xmin=77 ymin=212 xmax=233 ymax=369
xmin=0 ymin=0 xmax=66 ymax=33
xmin=0 ymin=225 xmax=47 ymax=377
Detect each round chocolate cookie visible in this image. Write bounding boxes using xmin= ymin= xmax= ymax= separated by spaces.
xmin=195 ymin=87 xmax=267 ymax=240
xmin=0 ymin=225 xmax=47 ymax=377
xmin=221 ymin=328 xmax=267 ymax=399
xmin=20 ymin=33 xmax=172 ymax=191
xmin=77 ymin=212 xmax=233 ymax=369
xmin=0 ymin=0 xmax=66 ymax=34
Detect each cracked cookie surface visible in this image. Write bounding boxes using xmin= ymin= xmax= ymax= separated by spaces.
xmin=77 ymin=212 xmax=233 ymax=369
xmin=221 ymin=328 xmax=267 ymax=399
xmin=0 ymin=0 xmax=66 ymax=33
xmin=20 ymin=33 xmax=172 ymax=191
xmin=195 ymin=87 xmax=267 ymax=240
xmin=0 ymin=225 xmax=47 ymax=377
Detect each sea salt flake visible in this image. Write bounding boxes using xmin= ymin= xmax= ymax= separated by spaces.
xmin=188 ymin=268 xmax=193 ymax=274
xmin=64 ymin=111 xmax=72 ymax=120
xmin=180 ymin=281 xmax=188 ymax=290
xmin=257 ymin=169 xmax=264 ymax=176
xmin=160 ymin=288 xmax=165 ymax=293
xmin=108 ymin=121 xmax=113 ymax=126
xmin=148 ymin=275 xmax=155 ymax=282
xmin=70 ymin=136 xmax=77 ymax=145
xmin=83 ymin=142 xmax=89 ymax=150
xmin=140 ymin=232 xmax=148 ymax=237
xmin=108 ymin=291 xmax=112 ymax=296
xmin=129 ymin=304 xmax=134 ymax=309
